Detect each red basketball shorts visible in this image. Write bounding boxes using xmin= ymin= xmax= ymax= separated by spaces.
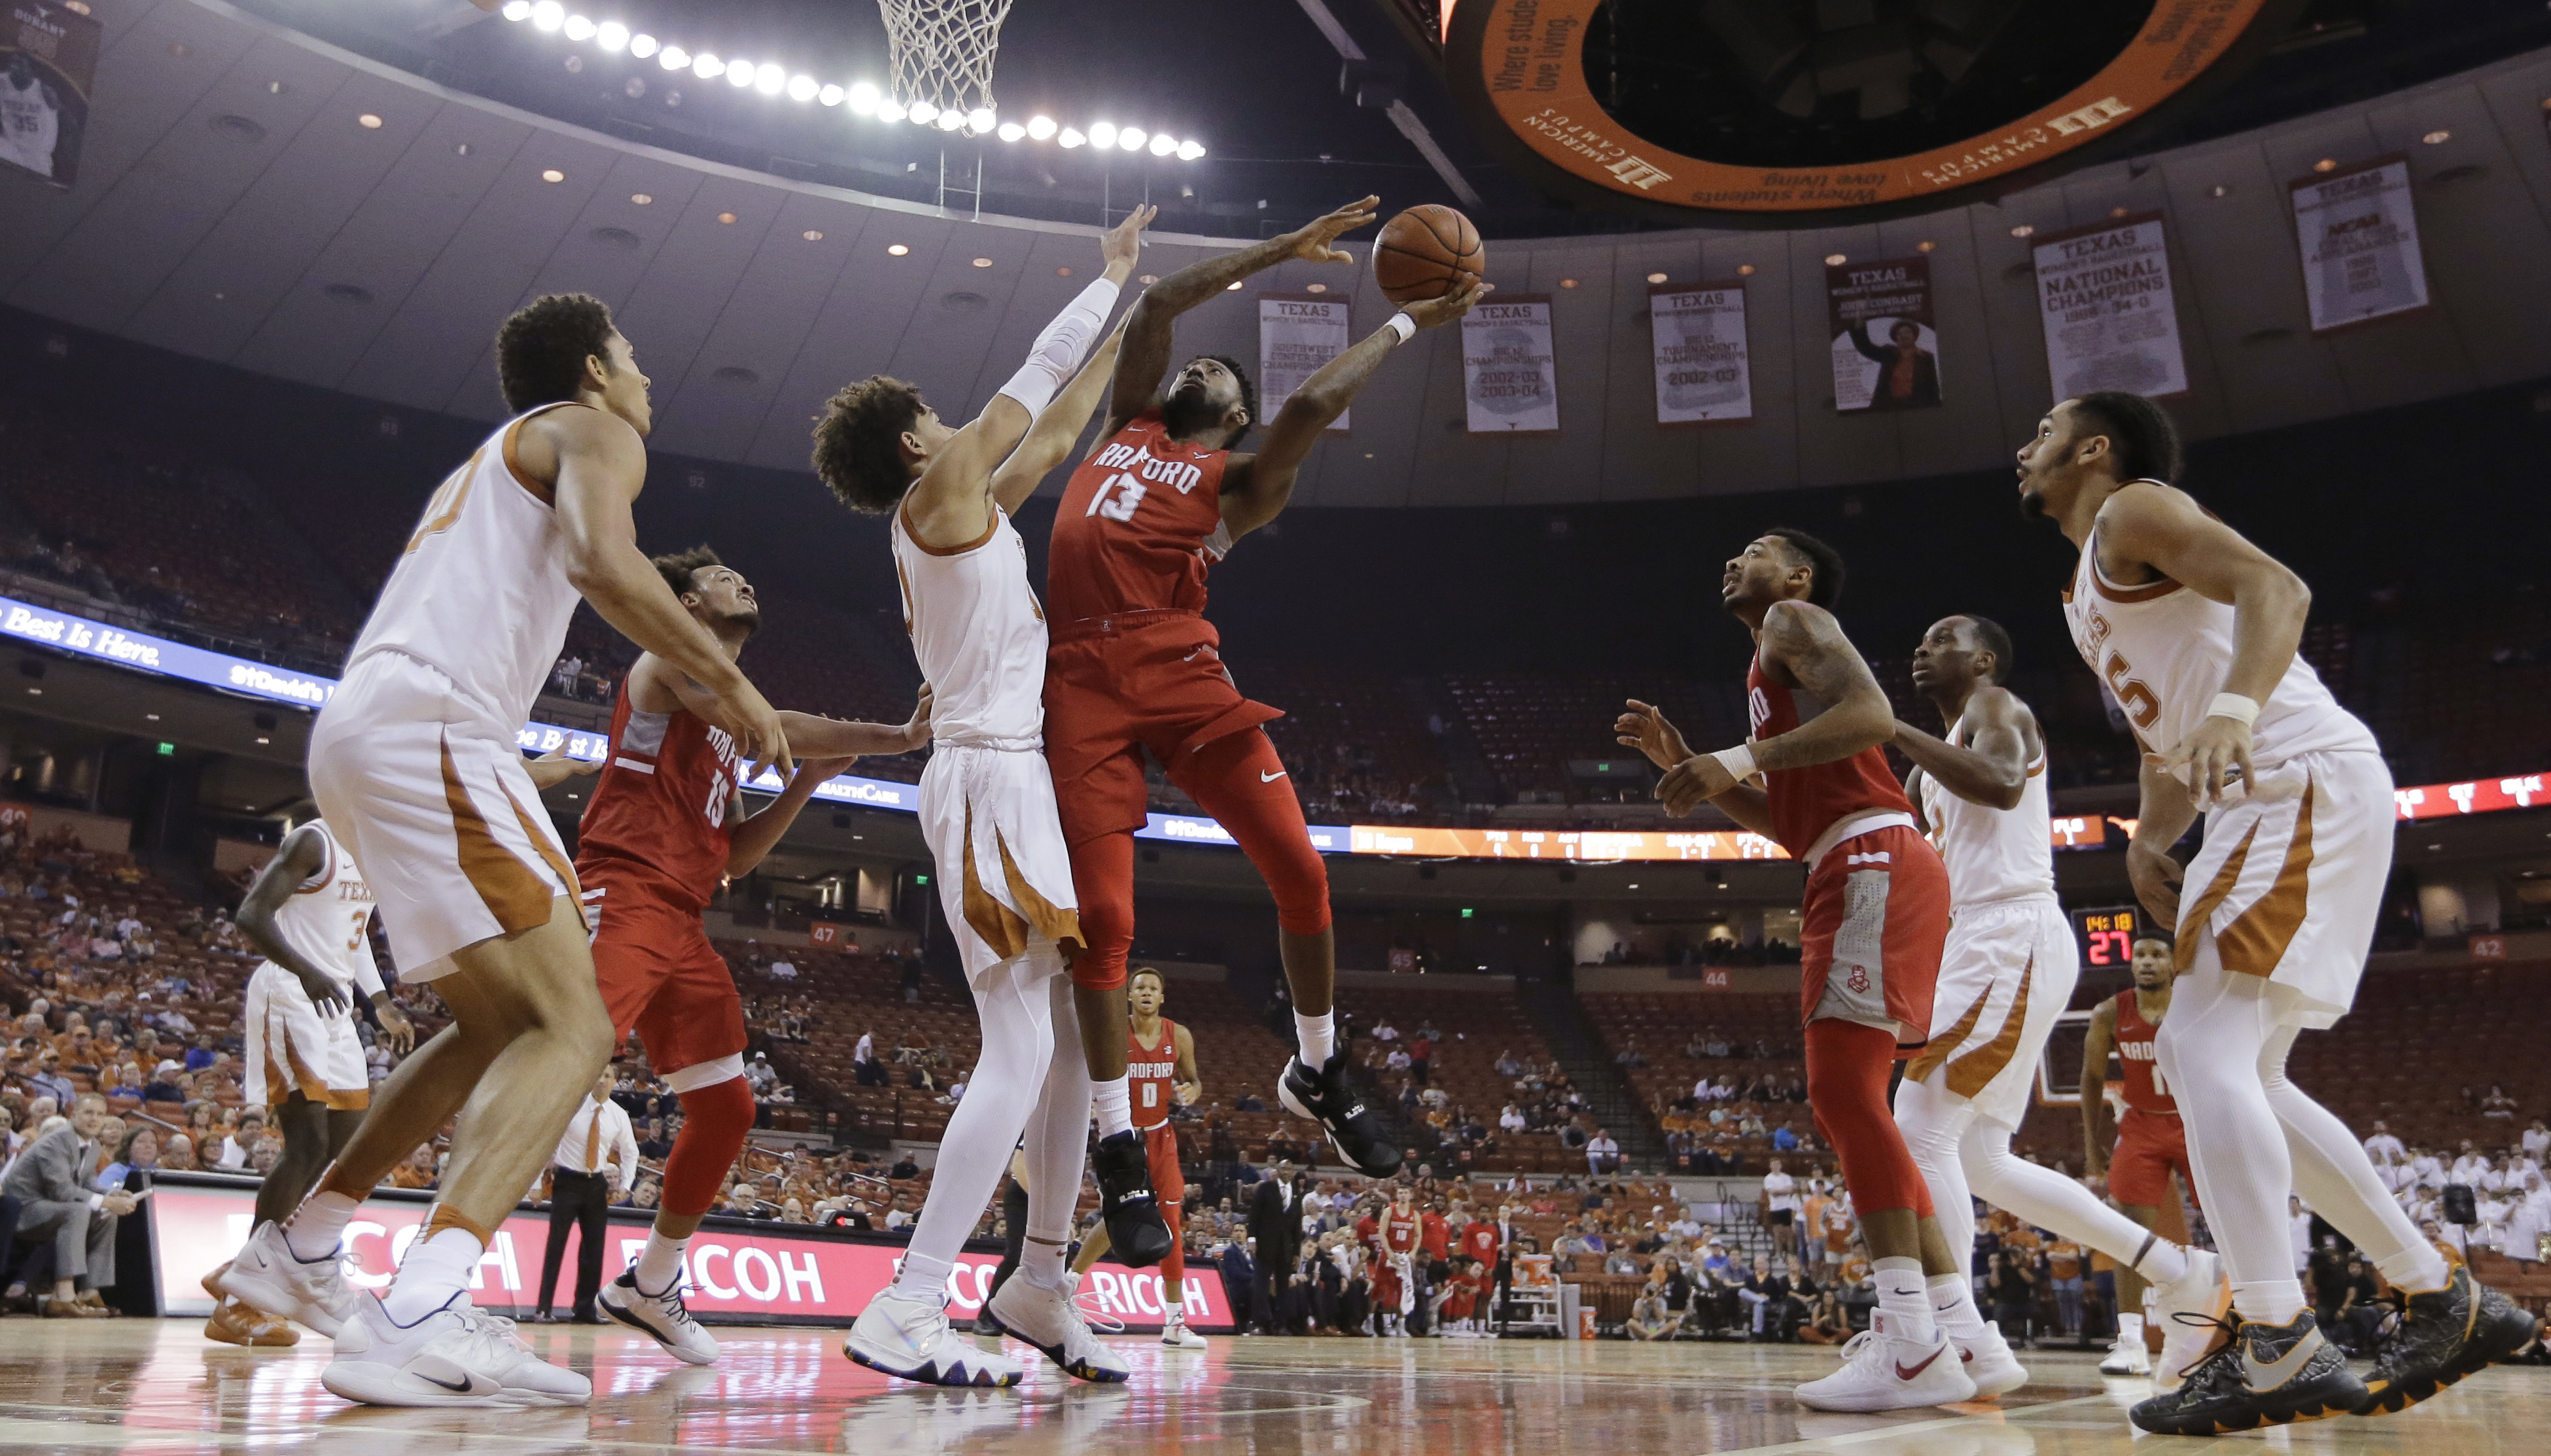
xmin=580 ymin=865 xmax=745 ymax=1081
xmin=1044 ymin=611 xmax=1283 ymax=845
xmin=1798 ymin=823 xmax=1948 ymax=1042
xmin=1142 ymin=1122 xmax=1185 ymax=1211
xmin=2109 ymin=1107 xmax=2196 ymax=1209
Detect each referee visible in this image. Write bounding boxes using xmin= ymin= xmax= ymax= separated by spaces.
xmin=536 ymin=1068 xmax=639 ymax=1323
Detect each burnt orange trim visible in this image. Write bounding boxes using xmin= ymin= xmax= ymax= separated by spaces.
xmin=2094 ymin=574 xmax=2185 ymax=604
xmin=2215 ymin=775 xmax=2316 ymax=977
xmin=997 ymin=826 xmax=1086 ymax=957
xmin=894 ymin=555 xmax=917 ymax=640
xmin=2175 ymin=822 xmax=2262 ymax=974
xmin=1905 ymin=992 xmax=1987 ymax=1083
xmin=2025 ymin=756 xmax=2047 ymax=779
xmin=316 ymin=1160 xmax=372 ymax=1201
xmin=899 ymin=500 xmax=1000 ymax=557
xmin=405 ymin=452 xmax=480 ymax=555
xmin=501 ymin=402 xmax=593 ymax=507
xmin=959 ymin=802 xmax=1029 ymax=961
xmin=1946 ymin=954 xmax=2035 ymax=1100
xmin=421 ymin=1203 xmax=495 ymax=1245
xmin=293 ymin=830 xmax=337 ymax=896
xmin=499 ymin=776 xmax=585 ymax=930
xmin=442 ymin=735 xmax=555 ymax=936
xmin=277 ymin=1041 xmax=370 ymax=1111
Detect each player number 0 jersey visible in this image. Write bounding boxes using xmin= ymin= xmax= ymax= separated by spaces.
xmin=1129 ymin=1017 xmax=1180 ymax=1130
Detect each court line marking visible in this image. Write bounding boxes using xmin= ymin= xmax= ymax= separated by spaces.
xmin=1707 ymin=1394 xmax=2119 ymax=1455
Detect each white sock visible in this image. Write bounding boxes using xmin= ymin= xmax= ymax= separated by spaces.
xmin=1927 ymin=1272 xmax=1987 ymax=1342
xmin=1874 ymin=1257 xmax=1937 ymax=1346
xmin=1165 ymin=1298 xmax=1184 ymax=1324
xmin=1091 ymin=1075 xmax=1133 ymax=1138
xmin=2118 ymin=1311 xmax=2145 ymax=1343
xmin=1021 ymin=1234 xmax=1068 ymax=1291
xmin=893 ymin=1251 xmax=955 ymax=1300
xmin=2132 ymin=1235 xmax=2191 ymax=1288
xmin=383 ymin=1226 xmax=482 ymax=1325
xmin=2373 ymin=1245 xmax=2450 ymax=1294
xmin=282 ymin=1190 xmax=359 ymax=1262
xmin=1294 ymin=1011 xmax=1336 ymax=1068
xmin=2230 ymin=1278 xmax=2306 ymax=1326
xmin=633 ymin=1229 xmax=689 ymax=1296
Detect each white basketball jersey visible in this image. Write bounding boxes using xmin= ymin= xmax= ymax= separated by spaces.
xmin=268 ymin=821 xmax=385 ymax=994
xmin=891 ymin=499 xmax=1047 ymax=749
xmin=1918 ymin=709 xmax=2055 ymax=907
xmin=346 ymin=403 xmax=589 ymax=729
xmin=1 ymin=73 xmax=59 ymax=177
xmin=2064 ymin=498 xmax=2376 ymax=771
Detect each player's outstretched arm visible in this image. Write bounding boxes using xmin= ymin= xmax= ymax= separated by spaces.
xmin=990 ymin=313 xmax=1132 ymax=515
xmin=726 ymin=752 xmax=860 ymax=878
xmin=2098 ymin=483 xmax=2309 ymax=805
xmin=234 ymin=825 xmax=349 ymax=1018
xmin=525 ymin=748 xmax=602 ymax=791
xmin=1220 ymin=275 xmax=1488 ymax=539
xmin=1891 ymin=689 xmax=2033 ymax=810
xmin=774 ymin=685 xmax=933 ymax=759
xmin=1105 ymin=196 xmax=1379 ymax=438
xmin=2079 ymin=999 xmax=2119 ymax=1177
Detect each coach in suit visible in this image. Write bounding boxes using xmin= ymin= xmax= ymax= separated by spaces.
xmin=1248 ymin=1161 xmax=1309 ymax=1332
xmin=2 ymin=1093 xmax=135 ymax=1315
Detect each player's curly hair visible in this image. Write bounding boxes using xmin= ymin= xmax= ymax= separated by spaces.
xmin=653 ymin=544 xmax=723 ymax=601
xmin=2066 ymin=390 xmax=2183 ymax=485
xmin=496 ymin=294 xmax=618 ymax=412
xmin=1199 ymin=354 xmax=1258 ymax=447
xmin=811 ymin=375 xmax=926 ymax=514
xmin=1761 ymin=526 xmax=1846 ymax=610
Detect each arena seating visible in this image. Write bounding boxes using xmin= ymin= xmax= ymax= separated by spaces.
xmin=1577 ymin=990 xmax=1823 ymax=1171
xmin=1445 ymin=673 xmax=1744 ymax=802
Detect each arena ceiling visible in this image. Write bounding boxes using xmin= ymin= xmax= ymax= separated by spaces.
xmin=3 ymin=0 xmax=2550 ymax=507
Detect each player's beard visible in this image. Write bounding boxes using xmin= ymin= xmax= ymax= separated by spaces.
xmin=1161 ymin=381 xmax=1223 ymax=442
xmin=723 ymin=606 xmax=762 ymax=636
xmin=2017 ymin=481 xmax=2049 ymax=520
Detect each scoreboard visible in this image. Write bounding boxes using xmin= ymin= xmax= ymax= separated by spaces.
xmin=2071 ymin=905 xmax=2141 ymax=969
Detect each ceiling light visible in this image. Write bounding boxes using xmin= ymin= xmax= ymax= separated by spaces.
xmin=968 ymin=107 xmax=996 ymax=132
xmin=1916 ymin=239 xmax=1936 ymax=252
xmin=997 ymin=120 xmax=1025 ymax=142
xmin=595 ymin=20 xmax=626 ymax=50
xmin=876 ymin=98 xmax=907 ymax=123
xmin=145 ymin=713 xmax=159 ymax=721
xmin=909 ymin=99 xmax=940 ymax=124
xmin=630 ymin=192 xmax=652 ymax=204
xmin=848 ymin=81 xmax=880 ymax=114
xmin=357 ymin=113 xmax=382 ymax=129
xmin=2423 ymin=129 xmax=2450 ymax=145
xmin=1306 ymin=283 xmax=1328 ymax=293
xmin=541 ymin=168 xmax=565 ymax=182
xmin=818 ymin=83 xmax=843 ymax=107
xmin=1119 ymin=126 xmax=1147 ymax=152
xmin=1056 ymin=266 xmax=1073 ymax=276
xmin=2312 ymin=158 xmax=2336 ymax=172
xmin=692 ymin=53 xmax=722 ymax=79
xmin=887 ymin=243 xmax=909 ymax=256
xmin=1736 ymin=264 xmax=1755 ymax=275
xmin=1089 ymin=121 xmax=1117 ymax=148
xmin=629 ymin=33 xmax=657 ymax=59
xmin=1148 ymin=131 xmax=1176 ymax=157
xmin=1225 ymin=280 xmax=1242 ymax=290
xmin=562 ymin=15 xmax=595 ymax=43
xmin=2009 ymin=224 xmax=2035 ymax=237
xmin=658 ymin=44 xmax=687 ymax=70
xmin=530 ymin=1 xmax=563 ymax=32
xmin=255 ymin=737 xmax=270 ymax=745
xmin=1824 ymin=252 xmax=1846 ymax=264
xmin=1645 ymin=271 xmax=1667 ymax=283
xmin=1139 ymin=273 xmax=1159 ymax=285
xmin=1559 ymin=278 xmax=1577 ymax=288
xmin=731 ymin=61 xmax=762 ymax=90
xmin=23 ymin=688 xmax=35 ymax=696
xmin=787 ymin=74 xmax=817 ymax=102
xmin=717 ymin=211 xmax=737 ymax=224
xmin=502 ymin=0 xmax=531 ymax=18
xmin=936 ymin=109 xmax=964 ymax=131
xmin=2209 ymin=183 xmax=2229 ymax=197
xmin=754 ymin=63 xmax=784 ymax=95
xmin=803 ymin=230 xmax=824 ymax=241
xmin=972 ymin=256 xmax=993 ymax=267
xmin=1176 ymin=139 xmax=1205 ymax=161
xmin=1058 ymin=127 xmax=1085 ymax=148
xmin=1027 ymin=114 xmax=1057 ymax=140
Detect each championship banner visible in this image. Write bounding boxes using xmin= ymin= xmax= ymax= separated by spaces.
xmin=147 ymin=1177 xmax=1232 ymax=1330
xmin=1649 ymin=280 xmax=1753 ymax=425
xmin=0 ymin=0 xmax=99 ymax=188
xmin=2289 ymin=155 xmax=2429 ymax=332
xmin=1462 ymin=294 xmax=1560 ymax=433
xmin=1827 ymin=257 xmax=1941 ymax=412
xmin=2032 ymin=212 xmax=2187 ymax=401
xmin=1259 ymin=293 xmax=1353 ymax=432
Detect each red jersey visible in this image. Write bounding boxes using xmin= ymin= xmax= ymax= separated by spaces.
xmin=1129 ymin=1016 xmax=1180 ymax=1130
xmin=2113 ymin=990 xmax=2177 ymax=1115
xmin=1460 ymin=1221 xmax=1500 ymax=1267
xmin=574 ymin=678 xmax=741 ymax=910
xmin=1047 ymin=411 xmax=1234 ymax=625
xmin=1420 ymin=1210 xmax=1451 ymax=1260
xmin=1746 ymin=651 xmax=1914 ymax=859
xmin=1379 ymin=1204 xmax=1423 ymax=1254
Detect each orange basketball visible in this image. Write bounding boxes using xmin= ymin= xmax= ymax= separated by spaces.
xmin=1372 ymin=205 xmax=1484 ymax=305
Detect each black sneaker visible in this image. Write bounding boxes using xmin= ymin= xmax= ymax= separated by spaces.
xmin=2131 ymin=1310 xmax=2364 ymax=1436
xmin=2355 ymin=1263 xmax=2542 ymax=1415
xmin=1091 ymin=1130 xmax=1172 ymax=1268
xmin=1277 ymin=1054 xmax=1402 ymax=1177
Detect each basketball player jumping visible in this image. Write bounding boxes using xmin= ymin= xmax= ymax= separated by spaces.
xmin=220 ymin=294 xmax=792 ymax=1407
xmin=1044 ymin=196 xmax=1484 ymax=1181
xmin=813 ymin=207 xmax=1161 ymax=1387
xmin=1618 ymin=529 xmax=1974 ymax=1412
xmin=2080 ymin=933 xmax=2192 ymax=1376
xmin=1888 ymin=614 xmax=2209 ymax=1395
xmin=571 ymin=546 xmax=932 ymax=1366
xmin=2019 ymin=391 xmax=2535 ymax=1434
xmin=202 ymin=819 xmax=415 ymax=1347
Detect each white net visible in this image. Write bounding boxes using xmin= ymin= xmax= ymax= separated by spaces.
xmin=877 ymin=0 xmax=1015 ymax=131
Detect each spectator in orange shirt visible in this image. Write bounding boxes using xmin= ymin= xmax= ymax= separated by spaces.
xmin=2045 ymin=1237 xmax=2086 ymax=1337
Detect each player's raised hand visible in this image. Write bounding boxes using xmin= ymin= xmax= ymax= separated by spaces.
xmin=1403 ymin=274 xmax=1491 ymax=330
xmin=1100 ymin=203 xmax=1155 ymax=273
xmin=1615 ymin=699 xmax=1692 ymax=771
xmin=1288 ymin=196 xmax=1381 ymax=263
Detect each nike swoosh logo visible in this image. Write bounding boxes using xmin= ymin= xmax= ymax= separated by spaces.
xmin=2242 ymin=1326 xmax=2324 ymax=1388
xmin=1261 ymin=770 xmax=1288 ymax=782
xmin=1895 ymin=1345 xmax=1947 ymax=1382
xmin=419 ymin=1372 xmax=480 ymax=1394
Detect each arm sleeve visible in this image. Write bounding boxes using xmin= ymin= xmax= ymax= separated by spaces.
xmin=994 ymin=276 xmax=1122 ymax=419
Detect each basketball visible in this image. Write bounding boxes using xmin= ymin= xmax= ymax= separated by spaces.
xmin=1373 ymin=205 xmax=1484 ymax=305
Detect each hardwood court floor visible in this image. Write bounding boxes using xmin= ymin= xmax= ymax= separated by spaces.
xmin=0 ymin=1319 xmax=2542 ymax=1455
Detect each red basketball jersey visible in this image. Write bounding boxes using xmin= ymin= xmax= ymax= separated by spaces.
xmin=1460 ymin=1221 xmax=1500 ymax=1266
xmin=573 ymin=677 xmax=742 ymax=910
xmin=1047 ymin=411 xmax=1235 ymax=625
xmin=1129 ymin=1016 xmax=1181 ymax=1130
xmin=1380 ymin=1205 xmax=1423 ymax=1254
xmin=2113 ymin=989 xmax=2177 ymax=1116
xmin=1746 ymin=651 xmax=1915 ymax=859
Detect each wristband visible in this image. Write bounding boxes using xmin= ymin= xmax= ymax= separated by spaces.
xmin=2206 ymin=693 xmax=2261 ymax=727
xmin=1382 ymin=312 xmax=1416 ymax=343
xmin=1711 ymin=744 xmax=1757 ymax=782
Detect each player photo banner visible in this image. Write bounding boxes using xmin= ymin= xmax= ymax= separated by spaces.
xmin=0 ymin=0 xmax=99 ymax=188
xmin=1463 ymin=294 xmax=1560 ymax=434
xmin=1827 ymin=257 xmax=1941 ymax=413
xmin=1649 ymin=280 xmax=1753 ymax=426
xmin=2289 ymin=154 xmax=2430 ymax=333
xmin=2032 ymin=212 xmax=2189 ymax=402
xmin=1259 ymin=293 xmax=1353 ymax=432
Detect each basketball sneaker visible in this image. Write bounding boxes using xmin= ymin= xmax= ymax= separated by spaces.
xmin=846 ymin=1288 xmax=1023 ymax=1387
xmin=1952 ymin=1321 xmax=2028 ymax=1398
xmin=2353 ymin=1263 xmax=2540 ymax=1416
xmin=598 ymin=1268 xmax=720 ymax=1366
xmin=203 ymin=1296 xmax=298 ymax=1347
xmin=2149 ymin=1247 xmax=2229 ymax=1389
xmin=984 ymin=1274 xmax=1130 ymax=1382
xmin=2100 ymin=1322 xmax=2153 ymax=1378
xmin=216 ymin=1220 xmax=364 ymax=1345
xmin=1793 ymin=1315 xmax=1977 ymax=1412
xmin=2129 ymin=1309 xmax=2361 ymax=1435
xmin=322 ymin=1292 xmax=591 ymax=1407
xmin=1091 ymin=1131 xmax=1174 ymax=1268
xmin=1278 ymin=1053 xmax=1402 ymax=1177
xmin=1160 ymin=1310 xmax=1208 ymax=1349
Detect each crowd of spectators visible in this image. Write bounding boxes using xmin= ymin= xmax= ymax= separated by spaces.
xmin=2361 ymin=1116 xmax=2551 ymax=1268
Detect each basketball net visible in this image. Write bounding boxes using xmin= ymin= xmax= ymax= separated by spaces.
xmin=876 ymin=0 xmax=1014 ymax=133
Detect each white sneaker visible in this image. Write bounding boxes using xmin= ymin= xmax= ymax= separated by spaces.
xmin=322 ymin=1292 xmax=591 ymax=1407
xmin=2101 ymin=1329 xmax=2153 ymax=1376
xmin=1160 ymin=1313 xmax=1208 ymax=1349
xmin=2150 ymin=1250 xmax=2229 ymax=1389
xmin=985 ymin=1275 xmax=1130 ymax=1382
xmin=1952 ymin=1321 xmax=2029 ymax=1398
xmin=599 ymin=1268 xmax=720 ymax=1366
xmin=847 ymin=1288 xmax=1023 ymax=1387
xmin=1064 ymin=1274 xmax=1125 ymax=1335
xmin=1794 ymin=1318 xmax=1979 ymax=1413
xmin=217 ymin=1220 xmax=364 ymax=1345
